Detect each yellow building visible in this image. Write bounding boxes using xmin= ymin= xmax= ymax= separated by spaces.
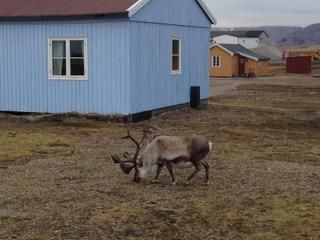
xmin=210 ymin=44 xmax=270 ymax=78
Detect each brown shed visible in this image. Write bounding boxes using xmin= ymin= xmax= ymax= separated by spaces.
xmin=286 ymin=56 xmax=312 ymax=74
xmin=210 ymin=44 xmax=270 ymax=78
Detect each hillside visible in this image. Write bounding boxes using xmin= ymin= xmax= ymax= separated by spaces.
xmin=260 ymin=26 xmax=303 ymax=44
xmin=277 ymin=23 xmax=320 ymax=46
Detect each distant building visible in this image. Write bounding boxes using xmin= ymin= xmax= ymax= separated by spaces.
xmin=210 ymin=44 xmax=270 ymax=78
xmin=286 ymin=56 xmax=312 ymax=74
xmin=211 ymin=31 xmax=269 ymax=49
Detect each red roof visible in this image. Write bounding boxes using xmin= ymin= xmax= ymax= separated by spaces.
xmin=0 ymin=0 xmax=138 ymax=18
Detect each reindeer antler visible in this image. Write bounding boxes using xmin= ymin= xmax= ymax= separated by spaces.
xmin=111 ymin=152 xmax=133 ymax=164
xmin=122 ymin=130 xmax=145 ymax=146
xmin=111 ymin=130 xmax=148 ymax=176
xmin=122 ymin=130 xmax=145 ymax=164
xmin=111 ymin=130 xmax=146 ymax=164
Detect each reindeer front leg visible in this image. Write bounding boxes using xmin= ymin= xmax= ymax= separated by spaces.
xmin=152 ymin=162 xmax=164 ymax=183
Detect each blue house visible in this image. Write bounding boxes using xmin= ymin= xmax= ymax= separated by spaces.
xmin=0 ymin=0 xmax=216 ymax=118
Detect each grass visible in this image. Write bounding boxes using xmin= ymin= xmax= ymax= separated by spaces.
xmin=0 ymin=77 xmax=320 ymax=239
xmin=0 ymin=131 xmax=73 ymax=163
xmin=213 ymin=84 xmax=320 ymax=112
xmin=250 ymin=197 xmax=320 ymax=239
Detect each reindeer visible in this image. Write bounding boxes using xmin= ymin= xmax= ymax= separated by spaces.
xmin=112 ymin=130 xmax=213 ymax=186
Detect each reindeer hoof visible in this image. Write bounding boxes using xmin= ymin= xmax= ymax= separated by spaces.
xmin=151 ymin=179 xmax=159 ymax=184
xmin=171 ymin=181 xmax=177 ymax=186
xmin=202 ymin=181 xmax=209 ymax=186
xmin=186 ymin=180 xmax=192 ymax=185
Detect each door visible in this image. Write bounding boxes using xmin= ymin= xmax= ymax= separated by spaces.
xmin=239 ymin=57 xmax=245 ymax=75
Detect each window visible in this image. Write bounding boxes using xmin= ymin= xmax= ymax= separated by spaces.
xmin=48 ymin=37 xmax=88 ymax=80
xmin=212 ymin=56 xmax=221 ymax=67
xmin=171 ymin=38 xmax=181 ymax=74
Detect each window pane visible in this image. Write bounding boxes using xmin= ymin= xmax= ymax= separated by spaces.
xmin=172 ymin=40 xmax=180 ymax=55
xmin=71 ymin=59 xmax=84 ymax=76
xmin=172 ymin=56 xmax=180 ymax=71
xmin=53 ymin=59 xmax=66 ymax=75
xmin=70 ymin=40 xmax=84 ymax=58
xmin=52 ymin=41 xmax=66 ymax=58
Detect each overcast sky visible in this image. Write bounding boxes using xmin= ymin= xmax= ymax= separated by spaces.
xmin=204 ymin=0 xmax=320 ymax=27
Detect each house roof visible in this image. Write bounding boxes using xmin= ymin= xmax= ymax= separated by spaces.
xmin=211 ymin=30 xmax=268 ymax=39
xmin=0 ymin=0 xmax=217 ymax=24
xmin=0 ymin=0 xmax=138 ymax=19
xmin=211 ymin=44 xmax=270 ymax=61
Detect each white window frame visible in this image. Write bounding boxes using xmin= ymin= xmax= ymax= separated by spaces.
xmin=171 ymin=37 xmax=182 ymax=75
xmin=48 ymin=37 xmax=88 ymax=80
xmin=212 ymin=56 xmax=221 ymax=68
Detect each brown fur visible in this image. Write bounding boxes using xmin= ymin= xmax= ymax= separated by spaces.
xmin=143 ymin=136 xmax=212 ymax=185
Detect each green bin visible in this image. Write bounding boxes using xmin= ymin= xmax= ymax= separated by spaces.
xmin=190 ymin=86 xmax=200 ymax=109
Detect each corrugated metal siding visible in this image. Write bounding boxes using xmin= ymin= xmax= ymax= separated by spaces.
xmin=0 ymin=20 xmax=131 ymax=114
xmin=0 ymin=0 xmax=211 ymax=115
xmin=286 ymin=56 xmax=312 ymax=74
xmin=129 ymin=0 xmax=211 ymax=114
xmin=130 ymin=21 xmax=210 ymax=113
xmin=131 ymin=0 xmax=211 ymax=28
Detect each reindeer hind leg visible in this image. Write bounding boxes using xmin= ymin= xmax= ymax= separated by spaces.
xmin=201 ymin=161 xmax=210 ymax=186
xmin=165 ymin=161 xmax=177 ymax=186
xmin=186 ymin=161 xmax=201 ymax=185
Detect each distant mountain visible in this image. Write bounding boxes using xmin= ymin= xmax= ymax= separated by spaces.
xmin=277 ymin=24 xmax=320 ymax=46
xmin=214 ymin=26 xmax=302 ymax=44
xmin=259 ymin=26 xmax=303 ymax=44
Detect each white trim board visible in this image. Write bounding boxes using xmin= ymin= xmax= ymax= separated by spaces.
xmin=171 ymin=37 xmax=182 ymax=75
xmin=48 ymin=37 xmax=88 ymax=81
xmin=196 ymin=0 xmax=217 ymax=25
xmin=127 ymin=0 xmax=217 ymax=25
xmin=211 ymin=44 xmax=234 ymax=56
xmin=237 ymin=52 xmax=259 ymax=62
xmin=127 ymin=0 xmax=151 ymax=18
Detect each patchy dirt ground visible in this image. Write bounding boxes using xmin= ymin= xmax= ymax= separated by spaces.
xmin=1 ymin=76 xmax=320 ymax=239
xmin=270 ymin=62 xmax=320 ymax=76
xmin=211 ymin=63 xmax=320 ymax=97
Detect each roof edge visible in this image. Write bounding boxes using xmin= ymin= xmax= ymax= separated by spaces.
xmin=0 ymin=13 xmax=128 ymax=22
xmin=210 ymin=44 xmax=234 ymax=56
xmin=196 ymin=0 xmax=217 ymax=25
xmin=262 ymin=31 xmax=270 ymax=37
xmin=127 ymin=0 xmax=151 ymax=18
xmin=211 ymin=44 xmax=270 ymax=61
xmin=237 ymin=52 xmax=259 ymax=61
xmin=127 ymin=0 xmax=217 ymax=24
xmin=212 ymin=30 xmax=269 ymax=38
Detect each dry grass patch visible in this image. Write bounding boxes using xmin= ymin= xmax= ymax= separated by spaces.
xmin=0 ymin=79 xmax=320 ymax=239
xmin=0 ymin=131 xmax=72 ymax=164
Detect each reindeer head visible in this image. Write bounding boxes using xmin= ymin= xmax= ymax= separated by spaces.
xmin=111 ymin=130 xmax=147 ymax=183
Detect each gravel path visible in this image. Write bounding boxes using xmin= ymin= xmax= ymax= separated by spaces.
xmin=211 ymin=75 xmax=320 ymax=97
